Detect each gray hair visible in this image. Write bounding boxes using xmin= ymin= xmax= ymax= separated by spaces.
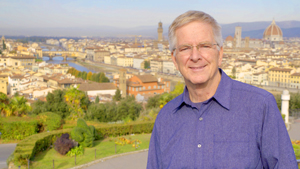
xmin=168 ymin=10 xmax=223 ymax=53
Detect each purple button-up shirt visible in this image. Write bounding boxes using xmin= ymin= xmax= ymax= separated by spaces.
xmin=147 ymin=70 xmax=297 ymax=169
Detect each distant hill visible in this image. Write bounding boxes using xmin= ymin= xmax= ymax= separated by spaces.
xmin=224 ymin=27 xmax=300 ymax=39
xmin=1 ymin=20 xmax=300 ymax=38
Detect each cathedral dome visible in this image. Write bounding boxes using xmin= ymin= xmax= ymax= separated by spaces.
xmin=263 ymin=19 xmax=283 ymax=41
xmin=225 ymin=35 xmax=234 ymax=41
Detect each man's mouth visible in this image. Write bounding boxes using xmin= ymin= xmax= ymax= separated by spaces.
xmin=189 ymin=65 xmax=206 ymax=70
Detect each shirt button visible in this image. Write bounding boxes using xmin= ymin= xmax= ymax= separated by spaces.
xmin=198 ymin=144 xmax=202 ymax=148
xmin=199 ymin=117 xmax=203 ymax=121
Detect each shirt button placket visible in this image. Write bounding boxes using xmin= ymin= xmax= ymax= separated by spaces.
xmin=199 ymin=117 xmax=203 ymax=121
xmin=197 ymin=144 xmax=202 ymax=148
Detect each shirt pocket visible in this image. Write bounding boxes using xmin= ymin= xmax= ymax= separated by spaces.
xmin=213 ymin=132 xmax=250 ymax=168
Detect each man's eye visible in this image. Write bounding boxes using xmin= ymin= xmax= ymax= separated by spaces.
xmin=201 ymin=44 xmax=211 ymax=48
xmin=179 ymin=46 xmax=191 ymax=51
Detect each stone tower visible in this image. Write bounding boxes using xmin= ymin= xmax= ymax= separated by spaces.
xmin=119 ymin=69 xmax=127 ymax=98
xmin=234 ymin=26 xmax=242 ymax=48
xmin=157 ymin=21 xmax=163 ymax=41
xmin=245 ymin=37 xmax=250 ymax=48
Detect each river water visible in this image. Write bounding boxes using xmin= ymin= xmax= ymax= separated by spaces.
xmin=43 ymin=57 xmax=96 ymax=73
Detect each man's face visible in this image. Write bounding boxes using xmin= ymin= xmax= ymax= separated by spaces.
xmin=171 ymin=21 xmax=223 ymax=87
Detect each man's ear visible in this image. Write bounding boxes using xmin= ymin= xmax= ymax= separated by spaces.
xmin=218 ymin=46 xmax=223 ymax=67
xmin=171 ymin=52 xmax=179 ymax=70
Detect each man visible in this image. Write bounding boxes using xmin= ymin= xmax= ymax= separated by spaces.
xmin=147 ymin=11 xmax=297 ymax=168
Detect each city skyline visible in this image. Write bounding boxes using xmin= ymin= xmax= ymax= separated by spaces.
xmin=1 ymin=0 xmax=300 ymax=29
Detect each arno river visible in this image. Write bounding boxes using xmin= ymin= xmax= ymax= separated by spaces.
xmin=43 ymin=57 xmax=96 ymax=73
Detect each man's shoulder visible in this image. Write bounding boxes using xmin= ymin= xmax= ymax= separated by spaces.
xmin=231 ymin=79 xmax=272 ymax=98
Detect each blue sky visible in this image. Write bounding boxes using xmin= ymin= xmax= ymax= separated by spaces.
xmin=1 ymin=0 xmax=300 ymax=28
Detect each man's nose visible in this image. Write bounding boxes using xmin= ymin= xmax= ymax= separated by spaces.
xmin=189 ymin=46 xmax=202 ymax=61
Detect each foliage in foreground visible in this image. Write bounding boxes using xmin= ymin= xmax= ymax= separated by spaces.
xmin=0 ymin=116 xmax=38 ymax=140
xmin=0 ymin=92 xmax=31 ymax=117
xmin=31 ymin=89 xmax=70 ymax=118
xmin=66 ymin=145 xmax=84 ymax=157
xmin=86 ymin=96 xmax=142 ymax=122
xmin=11 ymin=121 xmax=154 ymax=166
xmin=274 ymin=92 xmax=300 ymax=110
xmin=37 ymin=112 xmax=62 ymax=131
xmin=70 ymin=119 xmax=95 ymax=147
xmin=54 ymin=133 xmax=76 ymax=155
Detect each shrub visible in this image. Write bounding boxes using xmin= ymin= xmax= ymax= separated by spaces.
xmin=37 ymin=112 xmax=62 ymax=131
xmin=70 ymin=119 xmax=95 ymax=147
xmin=13 ymin=129 xmax=72 ymax=165
xmin=66 ymin=145 xmax=84 ymax=157
xmin=0 ymin=118 xmax=38 ymax=140
xmin=12 ymin=121 xmax=154 ymax=166
xmin=54 ymin=133 xmax=76 ymax=155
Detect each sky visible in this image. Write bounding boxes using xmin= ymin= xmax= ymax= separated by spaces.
xmin=1 ymin=0 xmax=300 ymax=29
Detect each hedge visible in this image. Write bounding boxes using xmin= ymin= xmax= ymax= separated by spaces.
xmin=0 ymin=119 xmax=38 ymax=140
xmin=12 ymin=121 xmax=154 ymax=165
xmin=13 ymin=129 xmax=72 ymax=165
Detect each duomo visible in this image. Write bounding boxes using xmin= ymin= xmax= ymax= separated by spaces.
xmin=224 ymin=19 xmax=284 ymax=49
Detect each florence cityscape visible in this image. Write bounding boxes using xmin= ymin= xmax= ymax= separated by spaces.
xmin=1 ymin=0 xmax=300 ymax=168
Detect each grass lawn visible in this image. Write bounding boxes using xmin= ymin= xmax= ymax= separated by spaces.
xmin=13 ymin=134 xmax=151 ymax=169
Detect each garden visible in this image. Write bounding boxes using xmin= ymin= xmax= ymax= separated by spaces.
xmin=0 ymin=81 xmax=299 ymax=168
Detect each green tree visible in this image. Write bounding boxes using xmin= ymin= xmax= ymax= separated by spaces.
xmin=113 ymin=88 xmax=122 ymax=101
xmin=0 ymin=92 xmax=9 ymax=116
xmin=70 ymin=119 xmax=95 ymax=147
xmin=144 ymin=61 xmax=150 ymax=69
xmin=82 ymin=71 xmax=87 ymax=80
xmin=7 ymin=96 xmax=31 ymax=116
xmin=171 ymin=82 xmax=184 ymax=96
xmin=232 ymin=67 xmax=236 ymax=79
xmin=146 ymin=94 xmax=161 ymax=109
xmin=64 ymin=87 xmax=87 ymax=120
xmin=87 ymin=72 xmax=93 ymax=80
xmin=2 ymin=40 xmax=6 ymax=50
xmin=95 ymin=96 xmax=99 ymax=103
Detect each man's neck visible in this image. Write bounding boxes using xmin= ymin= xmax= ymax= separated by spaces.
xmin=186 ymin=71 xmax=222 ymax=103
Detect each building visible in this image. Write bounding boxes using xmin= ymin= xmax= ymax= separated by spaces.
xmin=78 ymin=82 xmax=117 ymax=96
xmin=0 ymin=74 xmax=8 ymax=94
xmin=133 ymin=56 xmax=144 ymax=69
xmin=153 ymin=21 xmax=169 ymax=49
xmin=234 ymin=26 xmax=242 ymax=48
xmin=263 ymin=19 xmax=283 ymax=42
xmin=94 ymin=50 xmax=110 ymax=62
xmin=268 ymin=67 xmax=293 ymax=87
xmin=162 ymin=60 xmax=176 ymax=74
xmin=290 ymin=73 xmax=300 ymax=89
xmin=150 ymin=59 xmax=163 ymax=73
xmin=10 ymin=56 xmax=36 ymax=70
xmin=126 ymin=74 xmax=169 ymax=97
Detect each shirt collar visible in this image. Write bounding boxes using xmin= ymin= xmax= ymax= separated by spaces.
xmin=213 ymin=69 xmax=231 ymax=110
xmin=172 ymin=68 xmax=231 ymax=113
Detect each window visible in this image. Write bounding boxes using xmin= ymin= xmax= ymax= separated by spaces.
xmin=154 ymin=85 xmax=156 ymax=89
xmin=148 ymin=86 xmax=151 ymax=89
xmin=129 ymin=87 xmax=131 ymax=90
xmin=143 ymin=86 xmax=145 ymax=90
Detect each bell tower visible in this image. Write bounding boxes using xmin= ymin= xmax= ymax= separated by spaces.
xmin=119 ymin=69 xmax=127 ymax=98
xmin=157 ymin=21 xmax=163 ymax=41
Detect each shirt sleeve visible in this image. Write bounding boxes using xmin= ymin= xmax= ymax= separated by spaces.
xmin=260 ymin=94 xmax=298 ymax=168
xmin=147 ymin=121 xmax=162 ymax=169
